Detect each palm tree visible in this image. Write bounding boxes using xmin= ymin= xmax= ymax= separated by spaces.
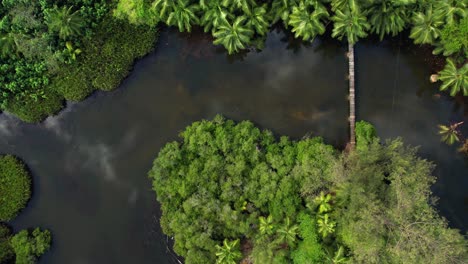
xmin=224 ymin=0 xmax=251 ymax=11
xmin=288 ymin=1 xmax=329 ymax=41
xmin=45 ymin=6 xmax=84 ymax=39
xmin=213 ymin=17 xmax=254 ymax=54
xmin=317 ymin=214 xmax=336 ymax=238
xmin=438 ymin=59 xmax=468 ymax=96
xmin=367 ymin=0 xmax=410 ymax=40
xmin=151 ymin=0 xmax=173 ymax=21
xmin=270 ymin=0 xmax=300 ymax=25
xmin=166 ymin=0 xmax=199 ymax=32
xmin=325 ymin=245 xmax=348 ymax=264
xmin=433 ymin=0 xmax=466 ymax=25
xmin=215 ymin=239 xmax=242 ymax=264
xmin=438 ymin=123 xmax=463 ymax=145
xmin=275 ymin=217 xmax=298 ymax=247
xmin=241 ymin=3 xmax=269 ymax=36
xmin=331 ymin=2 xmax=370 ymax=149
xmin=258 ymin=215 xmax=275 ymax=236
xmin=314 ymin=191 xmax=332 ymax=213
xmin=200 ymin=0 xmax=232 ymax=33
xmin=409 ymin=5 xmax=444 ymax=44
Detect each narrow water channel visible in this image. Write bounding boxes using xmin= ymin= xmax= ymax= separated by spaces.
xmin=0 ymin=29 xmax=466 ymax=264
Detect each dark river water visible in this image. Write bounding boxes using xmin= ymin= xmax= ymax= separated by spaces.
xmin=1 ymin=29 xmax=467 ymax=264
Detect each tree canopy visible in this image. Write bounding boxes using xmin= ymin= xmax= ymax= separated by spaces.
xmin=0 ymin=155 xmax=52 ymax=264
xmin=149 ymin=116 xmax=467 ymax=263
xmin=0 ymin=155 xmax=31 ymax=222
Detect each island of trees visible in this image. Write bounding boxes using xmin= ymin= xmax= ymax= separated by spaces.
xmin=149 ymin=116 xmax=467 ymax=263
xmin=0 ymin=155 xmax=51 ymax=264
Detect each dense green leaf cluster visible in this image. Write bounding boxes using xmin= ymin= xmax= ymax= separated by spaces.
xmin=0 ymin=224 xmax=14 ymax=263
xmin=0 ymin=155 xmax=52 ymax=264
xmin=149 ymin=115 xmax=337 ymax=263
xmin=335 ymin=140 xmax=467 ymax=263
xmin=116 ymin=0 xmax=467 ymax=96
xmin=49 ymin=16 xmax=158 ymax=101
xmin=355 ymin=120 xmax=377 ymax=151
xmin=10 ymin=228 xmax=52 ymax=264
xmin=0 ymin=0 xmax=158 ymax=122
xmin=0 ymin=155 xmax=31 ymax=222
xmin=150 ymin=117 xmax=468 ymax=263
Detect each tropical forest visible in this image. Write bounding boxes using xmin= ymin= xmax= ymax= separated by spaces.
xmin=0 ymin=0 xmax=467 ymax=263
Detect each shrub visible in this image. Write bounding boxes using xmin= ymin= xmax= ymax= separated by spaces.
xmin=4 ymin=91 xmax=64 ymax=123
xmin=51 ymin=16 xmax=158 ymax=100
xmin=0 ymin=224 xmax=14 ymax=263
xmin=355 ymin=120 xmax=377 ymax=151
xmin=10 ymin=228 xmax=52 ymax=264
xmin=0 ymin=155 xmax=32 ymax=222
xmin=149 ymin=115 xmax=337 ymax=263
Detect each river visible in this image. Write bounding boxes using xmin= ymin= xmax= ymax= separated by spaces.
xmin=0 ymin=28 xmax=466 ymax=263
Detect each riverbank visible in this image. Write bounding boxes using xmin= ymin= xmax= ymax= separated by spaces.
xmin=0 ymin=1 xmax=158 ymax=122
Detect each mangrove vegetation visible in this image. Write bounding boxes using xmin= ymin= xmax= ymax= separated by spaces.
xmin=149 ymin=116 xmax=468 ymax=263
xmin=0 ymin=0 xmax=158 ymax=122
xmin=0 ymin=155 xmax=51 ymax=264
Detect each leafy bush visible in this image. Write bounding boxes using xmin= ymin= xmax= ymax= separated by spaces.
xmin=291 ymin=212 xmax=323 ymax=263
xmin=0 ymin=155 xmax=31 ymax=222
xmin=0 ymin=224 xmax=14 ymax=263
xmin=10 ymin=228 xmax=52 ymax=264
xmin=50 ymin=17 xmax=158 ymax=100
xmin=334 ymin=139 xmax=468 ymax=263
xmin=149 ymin=115 xmax=337 ymax=263
xmin=355 ymin=120 xmax=377 ymax=151
xmin=4 ymin=90 xmax=64 ymax=123
xmin=150 ymin=118 xmax=468 ymax=263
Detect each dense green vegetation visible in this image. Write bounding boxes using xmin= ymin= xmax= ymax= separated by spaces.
xmin=0 ymin=0 xmax=158 ymax=122
xmin=116 ymin=0 xmax=467 ymax=97
xmin=1 ymin=0 xmax=465 ymax=122
xmin=149 ymin=116 xmax=467 ymax=263
xmin=10 ymin=228 xmax=52 ymax=264
xmin=0 ymin=155 xmax=51 ymax=264
xmin=0 ymin=155 xmax=31 ymax=221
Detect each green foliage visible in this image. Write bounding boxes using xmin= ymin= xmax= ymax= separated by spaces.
xmin=50 ymin=17 xmax=158 ymax=100
xmin=259 ymin=215 xmax=275 ymax=236
xmin=149 ymin=115 xmax=337 ymax=263
xmin=435 ymin=17 xmax=468 ymax=57
xmin=152 ymin=118 xmax=468 ymax=263
xmin=438 ymin=123 xmax=461 ymax=145
xmin=10 ymin=228 xmax=52 ymax=264
xmin=331 ymin=8 xmax=370 ymax=45
xmin=288 ymin=1 xmax=329 ymax=41
xmin=291 ymin=213 xmax=323 ymax=263
xmin=355 ymin=120 xmax=377 ymax=151
xmin=276 ymin=217 xmax=299 ymax=247
xmin=0 ymin=224 xmax=14 ymax=263
xmin=213 ymin=17 xmax=254 ymax=54
xmin=438 ymin=59 xmax=468 ymax=96
xmin=317 ymin=214 xmax=336 ymax=238
xmin=0 ymin=155 xmax=31 ymax=222
xmin=409 ymin=5 xmax=444 ymax=45
xmin=0 ymin=0 xmax=114 ymax=122
xmin=45 ymin=5 xmax=84 ymax=39
xmin=333 ymin=138 xmax=468 ymax=263
xmin=366 ymin=0 xmax=411 ymax=40
xmin=313 ymin=191 xmax=332 ymax=214
xmin=166 ymin=0 xmax=200 ymax=32
xmin=215 ymin=239 xmax=242 ymax=264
